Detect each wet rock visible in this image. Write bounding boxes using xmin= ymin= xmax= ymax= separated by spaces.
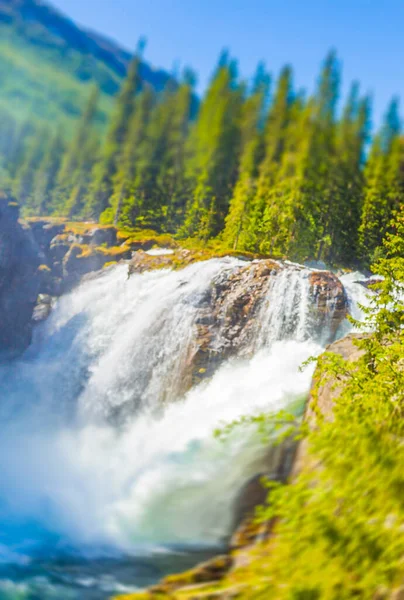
xmin=230 ymin=436 xmax=298 ymax=550
xmin=86 ymin=226 xmax=117 ymax=247
xmin=188 ymin=262 xmax=348 ymax=387
xmin=149 ymin=555 xmax=233 ymax=596
xmin=355 ymin=277 xmax=383 ymax=290
xmin=292 ymin=333 xmax=367 ymax=476
xmin=0 ymin=195 xmax=42 ymax=358
xmin=32 ymin=294 xmax=54 ymax=323
xmin=29 ymin=220 xmax=65 ymax=252
xmin=308 ymin=270 xmax=348 ymax=341
xmin=62 ymin=244 xmax=131 ymax=291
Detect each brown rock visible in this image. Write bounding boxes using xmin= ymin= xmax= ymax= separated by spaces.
xmin=149 ymin=555 xmax=233 ymax=595
xmin=188 ymin=262 xmax=348 ymax=388
xmin=292 ymin=333 xmax=367 ymax=476
xmin=308 ymin=270 xmax=348 ymax=341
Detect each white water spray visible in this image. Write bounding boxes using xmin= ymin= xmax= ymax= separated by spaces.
xmin=0 ymin=259 xmax=367 ymax=563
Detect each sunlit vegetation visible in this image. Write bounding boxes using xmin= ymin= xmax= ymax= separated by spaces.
xmin=2 ymin=46 xmax=403 ymax=270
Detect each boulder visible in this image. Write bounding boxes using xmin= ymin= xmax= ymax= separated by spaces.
xmin=292 ymin=333 xmax=367 ymax=476
xmin=308 ymin=270 xmax=348 ymax=340
xmin=187 ymin=262 xmax=348 ymax=387
xmin=0 ymin=194 xmax=42 ymax=358
xmin=62 ymin=244 xmax=131 ymax=291
xmin=29 ymin=219 xmax=65 ymax=251
xmin=32 ymin=294 xmax=54 ymax=323
xmin=86 ymin=226 xmax=117 ymax=247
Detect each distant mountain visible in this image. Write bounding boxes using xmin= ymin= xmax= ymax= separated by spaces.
xmin=0 ymin=0 xmax=173 ymax=125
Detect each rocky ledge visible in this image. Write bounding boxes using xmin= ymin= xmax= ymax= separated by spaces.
xmin=2 ymin=215 xmax=348 ymax=371
xmin=0 ymin=194 xmax=42 ymax=358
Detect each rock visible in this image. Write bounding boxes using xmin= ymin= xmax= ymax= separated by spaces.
xmin=308 ymin=270 xmax=348 ymax=340
xmin=128 ymin=248 xmax=198 ymax=275
xmin=0 ymin=194 xmax=42 ymax=358
xmin=32 ymin=294 xmax=54 ymax=323
xmin=391 ymin=588 xmax=404 ymax=600
xmin=86 ymin=226 xmax=117 ymax=247
xmin=187 ymin=262 xmax=348 ymax=388
xmin=149 ymin=555 xmax=233 ymax=596
xmin=62 ymin=244 xmax=131 ymax=291
xmin=29 ymin=221 xmax=125 ymax=293
xmin=292 ymin=333 xmax=367 ymax=476
xmin=230 ymin=436 xmax=298 ymax=550
xmin=355 ymin=277 xmax=383 ymax=290
xmin=29 ymin=219 xmax=65 ymax=252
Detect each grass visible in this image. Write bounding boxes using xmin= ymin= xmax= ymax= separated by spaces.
xmin=0 ymin=29 xmax=115 ymax=128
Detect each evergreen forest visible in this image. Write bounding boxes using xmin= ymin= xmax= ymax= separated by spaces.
xmin=1 ymin=49 xmax=403 ymax=269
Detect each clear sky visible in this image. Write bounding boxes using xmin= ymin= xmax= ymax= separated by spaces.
xmin=51 ymin=0 xmax=403 ymax=130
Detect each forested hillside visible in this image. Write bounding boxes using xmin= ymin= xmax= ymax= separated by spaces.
xmin=0 ymin=0 xmax=173 ymax=124
xmin=2 ymin=45 xmax=402 ymax=269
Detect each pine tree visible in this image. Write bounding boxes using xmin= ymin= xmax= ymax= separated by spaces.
xmin=181 ymin=53 xmax=243 ymax=239
xmin=320 ymin=84 xmax=371 ymax=265
xmin=13 ymin=127 xmax=49 ymax=208
xmin=0 ymin=108 xmax=17 ymax=192
xmin=54 ymin=86 xmax=99 ymax=212
xmin=359 ymin=98 xmax=402 ymax=265
xmin=222 ymin=64 xmax=270 ymax=249
xmin=30 ymin=129 xmax=65 ymax=215
xmin=117 ymin=84 xmax=176 ymax=228
xmin=84 ymin=54 xmax=142 ymax=218
xmin=63 ymin=134 xmax=101 ymax=218
xmin=260 ymin=96 xmax=315 ymax=258
xmin=162 ymin=69 xmax=196 ymax=231
xmin=103 ymin=84 xmax=155 ymax=226
xmin=250 ymin=65 xmax=294 ymax=253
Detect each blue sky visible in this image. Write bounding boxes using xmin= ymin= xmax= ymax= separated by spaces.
xmin=52 ymin=0 xmax=403 ymax=129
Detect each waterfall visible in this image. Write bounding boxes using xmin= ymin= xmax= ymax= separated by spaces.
xmin=257 ymin=267 xmax=311 ymax=346
xmin=0 ymin=258 xmax=369 ymax=596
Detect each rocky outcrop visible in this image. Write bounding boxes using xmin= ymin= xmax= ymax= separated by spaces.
xmin=145 ymin=555 xmax=234 ymax=597
xmin=186 ymin=261 xmax=348 ymax=387
xmin=308 ymin=270 xmax=348 ymax=336
xmin=0 ymin=195 xmax=42 ymax=358
xmin=292 ymin=332 xmax=367 ymax=476
xmin=29 ymin=220 xmax=180 ymax=295
xmin=128 ymin=251 xmax=348 ymax=392
xmin=29 ymin=221 xmax=129 ymax=294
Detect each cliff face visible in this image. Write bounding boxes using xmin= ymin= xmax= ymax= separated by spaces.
xmin=0 ymin=196 xmax=41 ymax=359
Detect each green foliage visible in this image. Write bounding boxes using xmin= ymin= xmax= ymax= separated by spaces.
xmin=84 ymin=56 xmax=142 ymax=219
xmin=358 ymin=109 xmax=404 ymax=267
xmin=236 ymin=212 xmax=404 ymax=599
xmin=214 ymin=397 xmax=306 ymax=443
xmin=1 ymin=44 xmax=402 ymax=272
xmin=181 ymin=54 xmax=244 ymax=239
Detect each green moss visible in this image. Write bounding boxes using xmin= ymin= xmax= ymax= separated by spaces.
xmin=103 ymin=260 xmax=118 ymax=268
xmin=38 ymin=264 xmax=51 ymax=273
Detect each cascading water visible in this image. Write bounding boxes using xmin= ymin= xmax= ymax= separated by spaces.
xmin=0 ymin=258 xmax=370 ymax=599
xmin=257 ymin=267 xmax=312 ymax=345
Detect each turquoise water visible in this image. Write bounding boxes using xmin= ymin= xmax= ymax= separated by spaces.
xmin=0 ymin=549 xmax=216 ymax=599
